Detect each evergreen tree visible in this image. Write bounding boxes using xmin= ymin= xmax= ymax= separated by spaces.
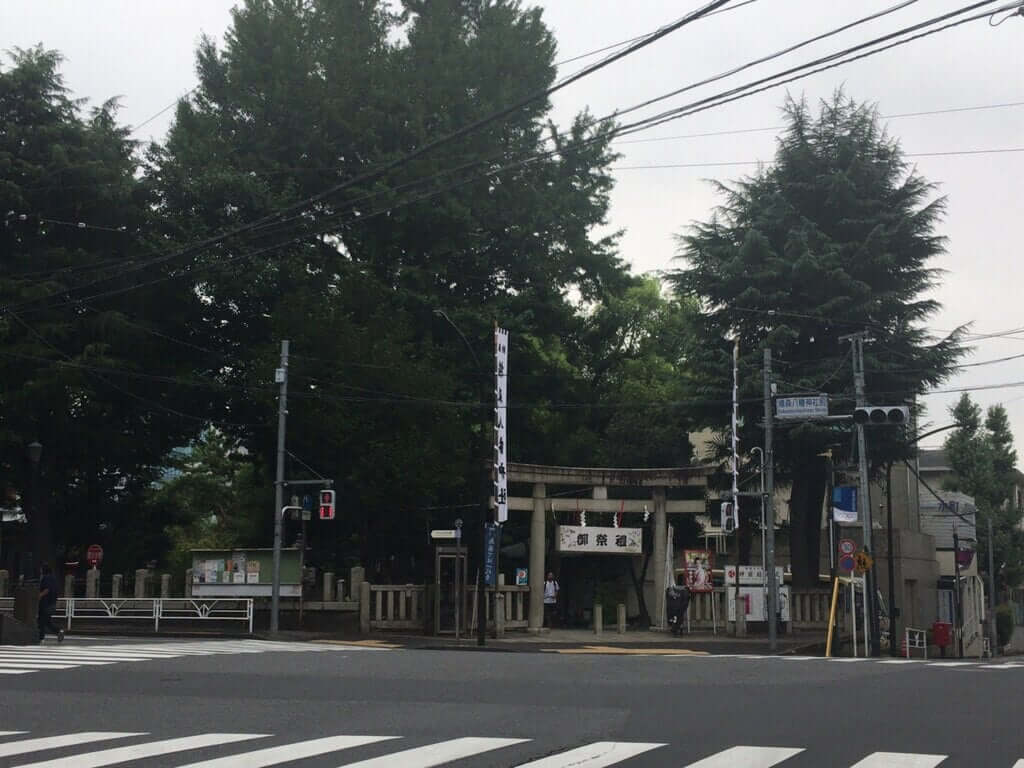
xmin=671 ymin=93 xmax=964 ymax=586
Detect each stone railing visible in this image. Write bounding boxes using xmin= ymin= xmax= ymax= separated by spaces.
xmin=360 ymin=582 xmax=426 ymax=632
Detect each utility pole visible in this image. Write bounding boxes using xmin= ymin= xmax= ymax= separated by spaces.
xmin=844 ymin=331 xmax=880 ymax=656
xmin=886 ymin=464 xmax=898 ymax=656
xmin=987 ymin=514 xmax=998 ymax=656
xmin=763 ymin=348 xmax=778 ymax=651
xmin=270 ymin=340 xmax=289 ymax=635
xmin=953 ymin=526 xmax=964 ymax=658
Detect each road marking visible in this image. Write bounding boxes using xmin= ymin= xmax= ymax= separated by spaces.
xmin=14 ymin=733 xmax=266 ymax=768
xmin=778 ymin=656 xmax=818 ymax=661
xmin=981 ymin=663 xmax=1024 ymax=669
xmin=878 ymin=660 xmax=927 ymax=665
xmin=174 ymin=735 xmax=397 ymax=767
xmin=848 ymin=752 xmax=947 ymax=767
xmin=0 ymin=655 xmax=117 ymax=665
xmin=927 ymin=662 xmax=977 ymax=667
xmin=681 ymin=746 xmax=803 ymax=767
xmin=313 ymin=639 xmax=397 ymax=650
xmin=513 ymin=741 xmax=665 ymax=767
xmin=0 ymin=670 xmax=32 ymax=674
xmin=0 ymin=733 xmax=142 ymax=758
xmin=0 ymin=662 xmax=82 ymax=670
xmin=0 ymin=732 xmax=28 ymax=737
xmin=829 ymin=658 xmax=869 ymax=663
xmin=543 ymin=646 xmax=709 ymax=655
xmin=337 ymin=737 xmax=527 ymax=767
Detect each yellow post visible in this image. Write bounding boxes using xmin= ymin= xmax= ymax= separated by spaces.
xmin=825 ymin=576 xmax=841 ymax=657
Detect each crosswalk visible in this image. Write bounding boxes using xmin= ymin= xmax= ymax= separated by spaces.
xmin=581 ymin=650 xmax=1024 ymax=671
xmin=0 ymin=639 xmax=371 ymax=676
xmin=0 ymin=732 xmax=1010 ymax=767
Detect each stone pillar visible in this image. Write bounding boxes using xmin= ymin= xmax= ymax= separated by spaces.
xmin=528 ymin=482 xmax=546 ymax=633
xmin=63 ymin=573 xmax=74 ymax=598
xmin=336 ymin=579 xmax=345 ymax=603
xmin=617 ymin=603 xmax=627 ymax=634
xmin=495 ymin=593 xmax=506 ymax=638
xmin=86 ymin=569 xmax=99 ymax=598
xmin=359 ymin=581 xmax=371 ymax=634
xmin=593 ymin=602 xmax=603 ymax=636
xmin=112 ymin=574 xmax=122 ymax=599
xmin=0 ymin=570 xmax=8 ymax=598
xmin=134 ymin=569 xmax=148 ymax=599
xmin=323 ymin=572 xmax=335 ymax=602
xmin=350 ymin=566 xmax=365 ymax=603
xmin=652 ymin=486 xmax=668 ymax=630
xmin=160 ymin=574 xmax=171 ymax=598
xmin=185 ymin=570 xmax=193 ymax=598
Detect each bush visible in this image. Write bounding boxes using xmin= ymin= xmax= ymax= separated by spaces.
xmin=996 ymin=604 xmax=1015 ymax=648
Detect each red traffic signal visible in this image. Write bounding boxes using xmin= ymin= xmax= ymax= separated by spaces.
xmin=319 ymin=489 xmax=336 ymax=520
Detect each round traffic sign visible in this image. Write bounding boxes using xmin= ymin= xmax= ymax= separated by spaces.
xmin=839 ymin=538 xmax=856 ymax=556
xmin=854 ymin=550 xmax=874 ymax=575
xmin=86 ymin=544 xmax=104 ymax=567
xmin=838 ymin=554 xmax=856 ymax=573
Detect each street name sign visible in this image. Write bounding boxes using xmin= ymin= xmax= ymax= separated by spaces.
xmin=775 ymin=395 xmax=828 ymax=420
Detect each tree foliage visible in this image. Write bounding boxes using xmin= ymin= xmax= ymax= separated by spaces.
xmin=671 ymin=93 xmax=964 ymax=586
xmin=0 ymin=47 xmax=200 ymax=573
xmin=945 ymin=394 xmax=1023 ymax=590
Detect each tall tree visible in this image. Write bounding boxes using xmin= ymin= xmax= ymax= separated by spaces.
xmin=945 ymin=394 xmax=1023 ymax=590
xmin=147 ymin=0 xmax=644 ymax=576
xmin=0 ymin=47 xmax=203 ymax=572
xmin=671 ymin=93 xmax=964 ymax=586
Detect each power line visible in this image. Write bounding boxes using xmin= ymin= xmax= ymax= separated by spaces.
xmin=613 ymin=147 xmax=1024 ymax=170
xmin=553 ymin=0 xmax=760 ymax=67
xmin=7 ymin=1 xmax=1014 ymax=313
xmin=616 ymin=100 xmax=1024 ymax=145
xmin=129 ymin=87 xmax=198 ymax=135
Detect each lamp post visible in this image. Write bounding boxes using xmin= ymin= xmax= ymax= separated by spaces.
xmin=433 ymin=310 xmax=491 ymax=646
xmin=26 ymin=441 xmax=42 ymax=580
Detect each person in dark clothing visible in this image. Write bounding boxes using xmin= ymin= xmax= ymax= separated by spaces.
xmin=37 ymin=564 xmax=64 ymax=643
xmin=666 ymin=573 xmax=691 ymax=637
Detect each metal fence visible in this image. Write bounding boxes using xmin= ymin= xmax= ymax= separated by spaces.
xmin=0 ymin=597 xmax=253 ymax=633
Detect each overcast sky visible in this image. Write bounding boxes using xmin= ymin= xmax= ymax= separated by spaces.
xmin=3 ymin=0 xmax=1022 ymax=453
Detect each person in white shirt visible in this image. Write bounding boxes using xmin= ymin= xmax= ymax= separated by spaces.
xmin=543 ymin=572 xmax=559 ymax=628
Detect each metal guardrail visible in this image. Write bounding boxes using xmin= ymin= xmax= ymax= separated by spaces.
xmin=0 ymin=597 xmax=253 ymax=634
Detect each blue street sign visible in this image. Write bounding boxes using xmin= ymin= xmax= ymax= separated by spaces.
xmin=484 ymin=523 xmax=499 ymax=587
xmin=832 ymin=486 xmax=858 ymax=524
xmin=302 ymin=495 xmax=313 ymax=512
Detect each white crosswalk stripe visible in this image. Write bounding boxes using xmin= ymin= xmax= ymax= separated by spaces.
xmin=682 ymin=746 xmax=804 ymax=767
xmin=0 ymin=733 xmax=143 ymax=759
xmin=12 ymin=734 xmax=265 ymax=768
xmin=338 ymin=737 xmax=528 ymax=767
xmin=173 ymin=735 xmax=396 ymax=767
xmin=0 ymin=639 xmax=356 ymax=675
xmin=848 ymin=752 xmax=947 ymax=767
xmin=514 ymin=741 xmax=665 ymax=767
xmin=0 ymin=733 xmax=1009 ymax=767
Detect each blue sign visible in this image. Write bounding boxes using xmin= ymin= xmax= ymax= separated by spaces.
xmin=832 ymin=486 xmax=858 ymax=523
xmin=302 ymin=495 xmax=313 ymax=512
xmin=838 ymin=553 xmax=856 ymax=573
xmin=484 ymin=523 xmax=499 ymax=587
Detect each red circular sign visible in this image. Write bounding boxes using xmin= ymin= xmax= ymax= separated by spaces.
xmin=86 ymin=544 xmax=104 ymax=567
xmin=838 ymin=553 xmax=856 ymax=573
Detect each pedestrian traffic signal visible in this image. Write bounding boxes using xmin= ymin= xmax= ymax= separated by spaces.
xmin=318 ymin=489 xmax=336 ymax=520
xmin=852 ymin=405 xmax=910 ymax=426
xmin=720 ymin=501 xmax=737 ymax=533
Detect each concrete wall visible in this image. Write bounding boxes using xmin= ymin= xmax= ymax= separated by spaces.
xmin=875 ymin=529 xmax=940 ymax=632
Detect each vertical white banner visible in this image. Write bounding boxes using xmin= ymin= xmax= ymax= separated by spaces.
xmin=494 ymin=326 xmax=509 ymax=523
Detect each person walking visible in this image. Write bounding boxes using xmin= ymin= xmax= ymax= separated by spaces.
xmin=543 ymin=572 xmax=559 ymax=629
xmin=37 ymin=563 xmax=64 ymax=643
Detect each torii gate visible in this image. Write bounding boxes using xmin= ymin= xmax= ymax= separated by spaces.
xmin=506 ymin=462 xmax=715 ymax=632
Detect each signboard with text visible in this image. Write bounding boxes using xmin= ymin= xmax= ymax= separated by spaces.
xmin=556 ymin=526 xmax=641 ymax=555
xmin=494 ymin=327 xmax=509 ymax=523
xmin=724 ymin=564 xmax=784 ymax=586
xmin=775 ymin=395 xmax=828 ymax=420
xmin=484 ymin=523 xmax=499 ymax=586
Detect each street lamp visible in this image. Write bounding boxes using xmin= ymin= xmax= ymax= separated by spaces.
xmin=433 ymin=309 xmax=491 ymax=646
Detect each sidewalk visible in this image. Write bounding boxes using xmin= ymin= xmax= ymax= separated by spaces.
xmin=364 ymin=628 xmax=825 ymax=655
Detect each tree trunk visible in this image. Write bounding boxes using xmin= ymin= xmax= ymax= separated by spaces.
xmin=789 ymin=459 xmax=827 ymax=588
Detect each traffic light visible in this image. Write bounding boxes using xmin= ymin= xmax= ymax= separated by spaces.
xmin=852 ymin=405 xmax=910 ymax=426
xmin=720 ymin=501 xmax=737 ymax=533
xmin=318 ymin=489 xmax=336 ymax=520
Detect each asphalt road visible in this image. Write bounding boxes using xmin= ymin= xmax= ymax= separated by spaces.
xmin=0 ymin=638 xmax=1021 ymax=767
